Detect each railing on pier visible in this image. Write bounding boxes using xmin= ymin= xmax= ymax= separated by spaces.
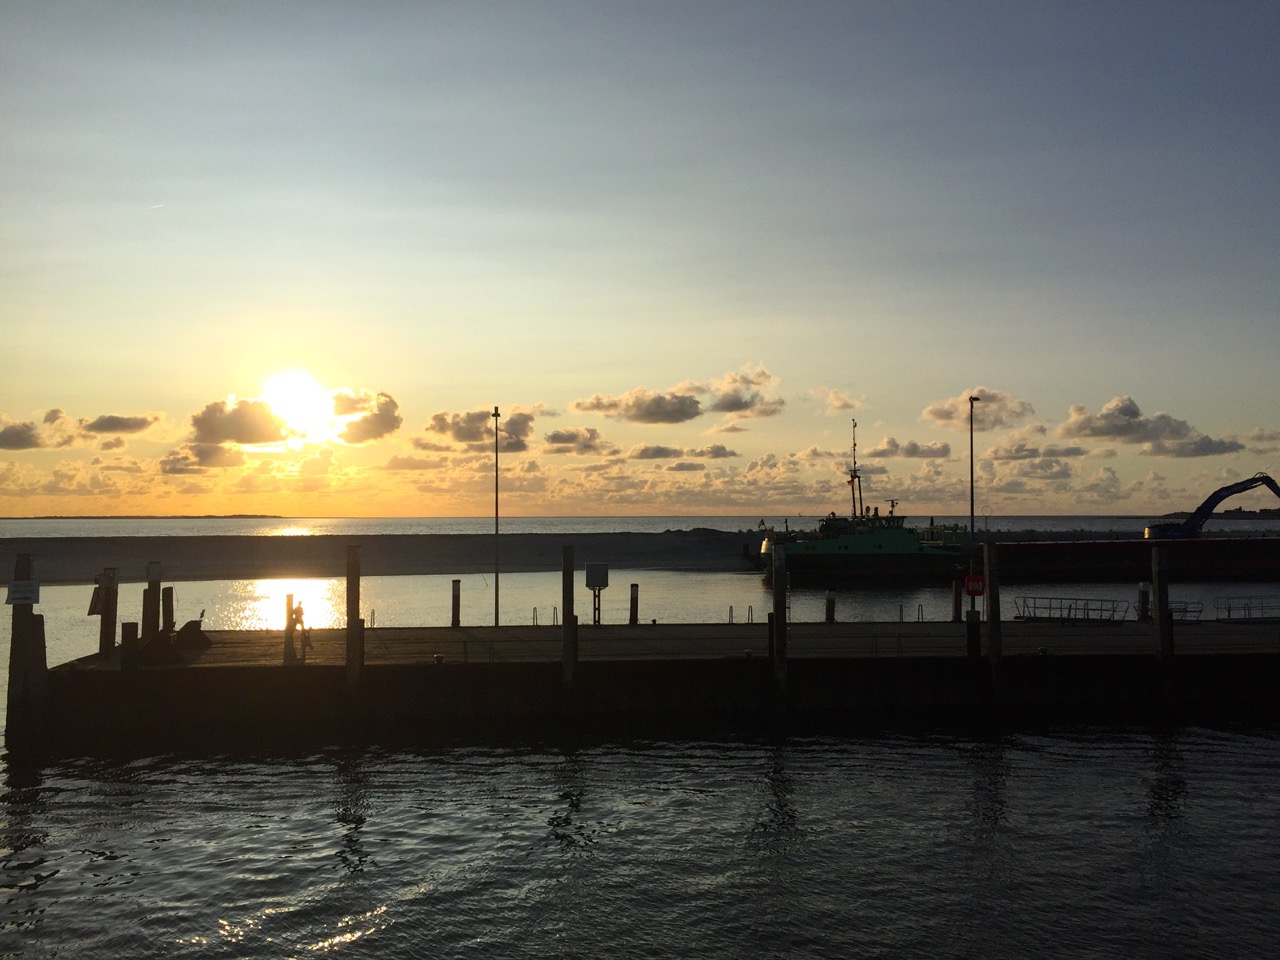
xmin=1166 ymin=600 xmax=1203 ymax=622
xmin=1013 ymin=596 xmax=1130 ymax=622
xmin=1214 ymin=596 xmax=1280 ymax=621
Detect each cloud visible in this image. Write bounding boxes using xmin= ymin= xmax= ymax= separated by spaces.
xmin=1057 ymin=396 xmax=1244 ymax=457
xmin=425 ymin=407 xmax=538 ymax=453
xmin=191 ymin=399 xmax=286 ymax=445
xmin=704 ymin=366 xmax=785 ymax=420
xmin=629 ymin=444 xmax=684 ymax=460
xmin=1006 ymin=458 xmax=1073 ymax=481
xmin=543 ymin=427 xmax=619 ymax=456
xmin=866 ymin=436 xmax=952 ymax=458
xmin=665 ymin=461 xmax=706 ymax=472
xmin=384 ymin=455 xmax=448 ymax=471
xmin=571 ymin=388 xmax=702 ymax=424
xmin=986 ymin=441 xmax=1089 ymax=461
xmin=80 ymin=414 xmax=157 ymax=434
xmin=0 ymin=422 xmax=41 ymax=450
xmin=812 ymin=388 xmax=865 ymax=416
xmin=922 ymin=388 xmax=1034 ymax=432
xmin=687 ymin=444 xmax=737 ymax=459
xmin=427 ymin=409 xmax=497 ymax=445
xmin=338 ymin=392 xmax=403 ymax=444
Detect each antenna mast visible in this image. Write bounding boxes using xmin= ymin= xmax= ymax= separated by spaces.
xmin=848 ymin=418 xmax=863 ymax=518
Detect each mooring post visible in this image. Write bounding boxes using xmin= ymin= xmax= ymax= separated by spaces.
xmin=561 ymin=546 xmax=577 ymax=689
xmin=6 ymin=553 xmax=48 ymax=744
xmin=98 ymin=566 xmax=118 ymax=656
xmin=451 ymin=579 xmax=461 ymax=627
xmin=629 ymin=583 xmax=639 ymax=626
xmin=346 ymin=546 xmax=362 ymax=688
xmin=771 ymin=544 xmax=787 ymax=691
xmin=161 ymin=586 xmax=175 ymax=634
xmin=825 ymin=591 xmax=836 ymax=623
xmin=984 ymin=542 xmax=1003 ymax=663
xmin=1137 ymin=581 xmax=1152 ymax=622
xmin=951 ymin=580 xmax=962 ymax=623
xmin=284 ymin=591 xmax=297 ymax=663
xmin=121 ymin=621 xmax=139 ymax=673
xmin=1153 ymin=545 xmax=1173 ymax=659
xmin=142 ymin=561 xmax=162 ymax=639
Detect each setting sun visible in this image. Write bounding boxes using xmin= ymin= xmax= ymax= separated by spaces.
xmin=261 ymin=370 xmax=339 ymax=445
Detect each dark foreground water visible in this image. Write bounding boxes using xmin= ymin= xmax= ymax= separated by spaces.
xmin=3 ymin=728 xmax=1279 ymax=959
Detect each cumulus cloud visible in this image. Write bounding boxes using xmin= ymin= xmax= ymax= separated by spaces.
xmin=572 ymin=388 xmax=702 ymax=424
xmin=338 ymin=392 xmax=403 ymax=444
xmin=866 ymin=436 xmax=952 ymax=458
xmin=191 ymin=399 xmax=286 ymax=445
xmin=665 ymin=461 xmax=706 ymax=472
xmin=704 ymin=366 xmax=785 ymax=420
xmin=1057 ymin=396 xmax=1244 ymax=457
xmin=811 ymin=388 xmax=865 ymax=416
xmin=687 ymin=444 xmax=738 ymax=459
xmin=425 ymin=408 xmax=537 ymax=453
xmin=0 ymin=421 xmax=41 ymax=450
xmin=80 ymin=414 xmax=157 ymax=434
xmin=384 ymin=455 xmax=447 ymax=470
xmin=628 ymin=444 xmax=683 ymax=460
xmin=922 ymin=388 xmax=1034 ymax=432
xmin=986 ymin=441 xmax=1089 ymax=461
xmin=543 ymin=427 xmax=619 ymax=456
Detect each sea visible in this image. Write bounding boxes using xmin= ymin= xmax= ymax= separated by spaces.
xmin=4 ymin=517 xmax=1280 ymax=958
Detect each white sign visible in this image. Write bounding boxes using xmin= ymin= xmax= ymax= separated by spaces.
xmin=5 ymin=580 xmax=40 ymax=605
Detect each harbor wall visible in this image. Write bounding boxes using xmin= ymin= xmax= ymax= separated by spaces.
xmin=24 ymin=652 xmax=1280 ymax=753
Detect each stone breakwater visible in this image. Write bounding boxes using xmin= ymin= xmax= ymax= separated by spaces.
xmin=0 ymin=530 xmax=767 ymax=585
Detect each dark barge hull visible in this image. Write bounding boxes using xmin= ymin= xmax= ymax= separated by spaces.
xmin=771 ymin=537 xmax=1280 ymax=585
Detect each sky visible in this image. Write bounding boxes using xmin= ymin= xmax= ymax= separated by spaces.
xmin=2 ymin=1 xmax=1278 ymax=519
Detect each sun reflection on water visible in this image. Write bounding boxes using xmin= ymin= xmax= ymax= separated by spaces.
xmin=216 ymin=578 xmax=347 ymax=630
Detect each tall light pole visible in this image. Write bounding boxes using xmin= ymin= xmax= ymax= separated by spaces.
xmin=968 ymin=395 xmax=981 ymax=557
xmin=493 ymin=405 xmax=500 ymax=627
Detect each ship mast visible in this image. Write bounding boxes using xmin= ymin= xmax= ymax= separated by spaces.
xmin=847 ymin=418 xmax=864 ymax=518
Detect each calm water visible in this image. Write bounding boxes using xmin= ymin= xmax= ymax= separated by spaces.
xmin=3 ymin=731 xmax=1279 ymax=958
xmin=5 ymin=519 xmax=1280 ymax=957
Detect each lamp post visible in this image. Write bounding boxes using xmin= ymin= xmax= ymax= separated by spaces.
xmin=968 ymin=395 xmax=981 ymax=560
xmin=967 ymin=395 xmax=982 ymax=649
xmin=493 ymin=405 xmax=500 ymax=627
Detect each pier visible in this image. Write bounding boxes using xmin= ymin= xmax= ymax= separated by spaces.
xmin=6 ymin=537 xmax=1280 ymax=755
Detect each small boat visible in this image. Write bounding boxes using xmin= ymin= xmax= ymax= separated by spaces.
xmin=761 ymin=422 xmax=968 ymax=584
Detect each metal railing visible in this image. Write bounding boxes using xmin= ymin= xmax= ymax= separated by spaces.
xmin=1014 ymin=596 xmax=1130 ymax=622
xmin=1214 ymin=596 xmax=1280 ymax=621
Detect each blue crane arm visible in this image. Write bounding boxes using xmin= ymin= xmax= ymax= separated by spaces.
xmin=1184 ymin=473 xmax=1280 ymax=533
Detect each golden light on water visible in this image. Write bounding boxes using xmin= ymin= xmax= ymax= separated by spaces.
xmin=221 ymin=578 xmax=347 ymax=630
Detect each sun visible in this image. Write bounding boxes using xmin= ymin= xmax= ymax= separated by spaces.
xmin=261 ymin=370 xmax=338 ymax=445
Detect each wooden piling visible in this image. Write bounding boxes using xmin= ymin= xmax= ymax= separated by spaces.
xmin=346 ymin=546 xmax=362 ymax=688
xmin=562 ymin=546 xmax=577 ymax=688
xmin=771 ymin=544 xmax=787 ymax=690
xmin=984 ymin=542 xmax=1002 ymax=662
xmin=951 ymin=581 xmax=962 ymax=623
xmin=142 ymin=561 xmax=162 ymax=639
xmin=825 ymin=591 xmax=836 ymax=623
xmin=162 ymin=586 xmax=175 ymax=633
xmin=451 ymin=579 xmax=461 ymax=627
xmin=97 ymin=567 xmax=118 ymax=657
xmin=1153 ymin=545 xmax=1173 ymax=659
xmin=629 ymin=583 xmax=639 ymax=626
xmin=121 ymin=621 xmax=139 ymax=673
xmin=6 ymin=553 xmax=47 ymax=744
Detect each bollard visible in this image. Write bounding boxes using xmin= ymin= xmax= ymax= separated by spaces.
xmin=629 ymin=583 xmax=639 ymax=626
xmin=951 ymin=580 xmax=963 ymax=623
xmin=825 ymin=591 xmax=836 ymax=623
xmin=97 ymin=567 xmax=118 ymax=656
xmin=451 ymin=579 xmax=461 ymax=627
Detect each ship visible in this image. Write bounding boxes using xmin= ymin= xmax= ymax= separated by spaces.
xmin=760 ymin=422 xmax=969 ymax=584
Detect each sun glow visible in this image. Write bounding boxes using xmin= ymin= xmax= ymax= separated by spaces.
xmin=261 ymin=370 xmax=339 ymax=446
